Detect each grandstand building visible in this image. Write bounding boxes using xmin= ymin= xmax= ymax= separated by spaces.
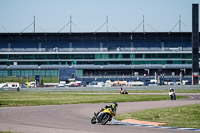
xmin=0 ymin=32 xmax=199 ymax=84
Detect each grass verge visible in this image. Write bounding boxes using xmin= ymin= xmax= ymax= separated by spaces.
xmin=0 ymin=91 xmax=187 ymax=107
xmin=76 ymin=89 xmax=200 ymax=93
xmin=115 ymin=104 xmax=200 ymax=129
xmin=126 ymin=89 xmax=200 ymax=93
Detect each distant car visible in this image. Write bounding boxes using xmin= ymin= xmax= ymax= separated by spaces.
xmin=58 ymin=84 xmax=65 ymax=87
xmin=148 ymin=83 xmax=157 ymax=86
xmin=1 ymin=82 xmax=20 ymax=89
xmin=70 ymin=83 xmax=80 ymax=87
xmin=131 ymin=80 xmax=144 ymax=86
xmin=168 ymin=82 xmax=176 ymax=85
xmin=87 ymin=81 xmax=104 ymax=87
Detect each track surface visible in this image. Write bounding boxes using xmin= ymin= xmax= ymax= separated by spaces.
xmin=0 ymin=93 xmax=200 ymax=133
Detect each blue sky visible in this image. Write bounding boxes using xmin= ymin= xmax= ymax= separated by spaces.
xmin=0 ymin=0 xmax=199 ymax=32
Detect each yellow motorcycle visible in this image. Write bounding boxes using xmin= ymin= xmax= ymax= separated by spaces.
xmin=91 ymin=107 xmax=114 ymax=125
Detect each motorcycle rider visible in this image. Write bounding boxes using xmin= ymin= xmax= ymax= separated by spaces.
xmin=169 ymin=88 xmax=176 ymax=100
xmin=120 ymin=87 xmax=124 ymax=94
xmin=120 ymin=87 xmax=128 ymax=94
xmin=95 ymin=102 xmax=118 ymax=121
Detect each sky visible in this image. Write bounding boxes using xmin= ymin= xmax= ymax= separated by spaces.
xmin=0 ymin=0 xmax=200 ymax=33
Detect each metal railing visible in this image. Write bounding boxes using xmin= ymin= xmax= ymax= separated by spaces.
xmin=0 ymin=47 xmax=193 ymax=52
xmin=78 ymin=75 xmax=192 ymax=79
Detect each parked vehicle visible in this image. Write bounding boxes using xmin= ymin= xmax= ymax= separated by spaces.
xmin=87 ymin=81 xmax=104 ymax=87
xmin=0 ymin=82 xmax=20 ymax=89
xmin=130 ymin=80 xmax=144 ymax=86
xmin=58 ymin=84 xmax=65 ymax=87
xmin=111 ymin=81 xmax=127 ymax=86
xmin=65 ymin=81 xmax=81 ymax=87
xmin=0 ymin=83 xmax=7 ymax=88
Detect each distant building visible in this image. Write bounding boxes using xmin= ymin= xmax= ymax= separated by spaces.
xmin=0 ymin=32 xmax=199 ymax=83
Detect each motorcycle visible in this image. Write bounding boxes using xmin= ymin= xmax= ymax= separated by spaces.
xmin=91 ymin=107 xmax=114 ymax=125
xmin=120 ymin=88 xmax=128 ymax=94
xmin=169 ymin=92 xmax=176 ymax=100
xmin=120 ymin=90 xmax=128 ymax=94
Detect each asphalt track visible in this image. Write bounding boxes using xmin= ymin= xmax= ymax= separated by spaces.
xmin=0 ymin=93 xmax=200 ymax=133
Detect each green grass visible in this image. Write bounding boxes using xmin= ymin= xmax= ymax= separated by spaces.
xmin=0 ymin=91 xmax=187 ymax=107
xmin=115 ymin=104 xmax=200 ymax=129
xmin=77 ymin=89 xmax=200 ymax=93
xmin=0 ymin=91 xmax=197 ymax=130
xmin=126 ymin=89 xmax=200 ymax=93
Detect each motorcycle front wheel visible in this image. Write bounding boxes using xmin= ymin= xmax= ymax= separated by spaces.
xmin=91 ymin=116 xmax=96 ymax=124
xmin=101 ymin=113 xmax=111 ymax=125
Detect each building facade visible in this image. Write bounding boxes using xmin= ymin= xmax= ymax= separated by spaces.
xmin=0 ymin=32 xmax=199 ymax=84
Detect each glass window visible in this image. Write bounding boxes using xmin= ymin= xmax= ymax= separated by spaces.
xmin=0 ymin=55 xmax=8 ymax=59
xmin=59 ymin=54 xmax=71 ymax=59
xmin=18 ymin=62 xmax=35 ymax=65
xmin=170 ymin=54 xmax=181 ymax=58
xmin=71 ymin=54 xmax=82 ymax=59
xmin=182 ymin=54 xmax=192 ymax=59
xmin=145 ymin=54 xmax=152 ymax=59
xmin=34 ymin=54 xmax=46 ymax=59
xmin=157 ymin=54 xmax=168 ymax=58
xmin=22 ymin=55 xmax=34 ymax=59
xmin=130 ymin=54 xmax=135 ymax=59
xmin=46 ymin=54 xmax=58 ymax=59
xmin=185 ymin=61 xmax=192 ymax=64
xmin=9 ymin=54 xmax=22 ymax=60
xmin=34 ymin=70 xmax=42 ymax=76
xmin=21 ymin=70 xmax=33 ymax=77
xmin=118 ymin=54 xmax=122 ymax=59
xmin=0 ymin=70 xmax=8 ymax=76
xmin=135 ymin=54 xmax=143 ymax=58
xmin=166 ymin=61 xmax=173 ymax=64
xmin=40 ymin=70 xmax=46 ymax=77
xmin=109 ymin=54 xmax=118 ymax=59
xmin=173 ymin=61 xmax=182 ymax=64
xmin=76 ymin=70 xmax=83 ymax=77
xmin=122 ymin=54 xmax=130 ymax=58
xmin=82 ymin=54 xmax=95 ymax=59
xmin=94 ymin=61 xmax=107 ymax=65
xmin=95 ymin=54 xmax=101 ymax=59
xmin=144 ymin=54 xmax=157 ymax=59
xmin=132 ymin=61 xmax=167 ymax=65
xmin=101 ymin=54 xmax=109 ymax=59
xmin=12 ymin=70 xmax=20 ymax=77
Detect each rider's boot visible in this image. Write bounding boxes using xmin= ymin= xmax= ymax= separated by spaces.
xmin=94 ymin=112 xmax=97 ymax=117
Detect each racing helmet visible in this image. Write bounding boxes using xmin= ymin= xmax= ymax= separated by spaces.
xmin=112 ymin=102 xmax=118 ymax=108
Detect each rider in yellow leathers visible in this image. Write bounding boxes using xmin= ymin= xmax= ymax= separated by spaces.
xmin=95 ymin=102 xmax=118 ymax=122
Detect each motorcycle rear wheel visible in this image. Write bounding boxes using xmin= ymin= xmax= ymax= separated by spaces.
xmin=101 ymin=113 xmax=111 ymax=125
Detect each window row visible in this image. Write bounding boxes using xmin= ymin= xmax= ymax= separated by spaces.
xmin=0 ymin=60 xmax=192 ymax=66
xmin=0 ymin=70 xmax=58 ymax=77
xmin=0 ymin=53 xmax=192 ymax=60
